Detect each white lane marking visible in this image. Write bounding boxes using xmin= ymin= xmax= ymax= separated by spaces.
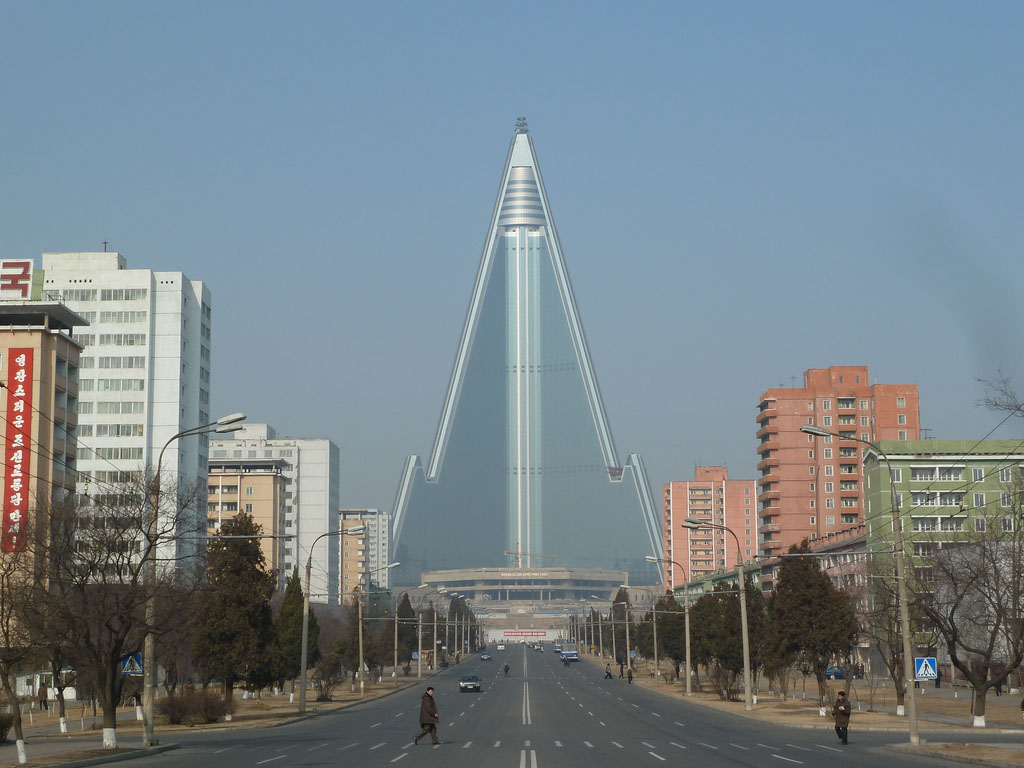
xmin=448 ymin=722 xmax=455 ymax=726
xmin=463 ymin=742 xmax=473 ymax=749
xmin=674 ymin=721 xmax=686 ymax=727
xmin=395 ymin=712 xmax=404 ymax=717
xmin=459 ymin=711 xmax=466 ymax=717
xmin=816 ymin=745 xmax=843 ymax=752
xmin=390 ymin=755 xmax=408 ymax=764
xmin=772 ymin=756 xmax=803 ymax=764
xmin=584 ymin=741 xmax=594 ymax=748
xmin=554 ymin=741 xmax=562 ymax=747
xmin=372 ymin=722 xmax=382 ymax=728
xmin=671 ymin=742 xmax=687 ymax=749
xmin=256 ymin=758 xmax=286 ymax=766
xmin=530 ymin=751 xmax=538 ymax=768
xmin=213 ymin=747 xmax=235 ymax=754
xmin=632 ymin=703 xmax=639 ymax=708
xmin=519 ymin=750 xmax=526 ymax=768
xmin=642 ymin=741 xmax=656 ymax=748
xmin=611 ymin=741 xmax=624 ymax=748
xmin=494 ymin=741 xmax=501 ymax=747
xmin=307 ymin=743 xmax=329 ymax=751
xmin=370 ymin=743 xmax=386 ymax=751
xmin=588 ymin=711 xmax=593 ymax=716
xmin=652 ymin=712 xmax=662 ymax=717
xmin=599 ymin=721 xmax=606 ymax=726
xmin=758 ymin=743 xmax=780 ymax=750
xmin=339 ymin=743 xmax=358 ymax=751
xmin=699 ymin=742 xmax=718 ymax=750
xmin=525 ymin=740 xmax=531 ymax=747
xmin=786 ymin=744 xmax=811 ymax=751
xmin=402 ymin=743 xmax=414 ymax=748
xmin=522 ymin=682 xmax=532 ymax=725
xmin=578 ymin=703 xmax=583 ymax=707
xmin=649 ymin=753 xmax=666 ymax=762
xmin=730 ymin=743 xmax=749 ymax=750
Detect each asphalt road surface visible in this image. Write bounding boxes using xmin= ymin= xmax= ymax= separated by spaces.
xmin=130 ymin=645 xmax=974 ymax=767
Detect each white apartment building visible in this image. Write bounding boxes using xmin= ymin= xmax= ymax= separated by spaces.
xmin=210 ymin=424 xmax=340 ymax=602
xmin=340 ymin=509 xmax=391 ymax=593
xmin=41 ymin=252 xmax=211 ymax=561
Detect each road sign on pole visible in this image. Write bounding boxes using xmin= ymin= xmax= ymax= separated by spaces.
xmin=121 ymin=653 xmax=143 ymax=676
xmin=914 ymin=657 xmax=937 ymax=680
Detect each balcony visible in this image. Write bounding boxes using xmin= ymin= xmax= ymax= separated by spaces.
xmin=757 ymin=456 xmax=780 ymax=472
xmin=756 ymin=423 xmax=779 ymax=440
xmin=759 ymin=522 xmax=781 ymax=534
xmin=756 ymin=441 xmax=778 ymax=456
xmin=759 ymin=488 xmax=780 ymax=502
xmin=54 ymin=404 xmax=67 ymax=424
xmin=756 ymin=405 xmax=777 ymax=423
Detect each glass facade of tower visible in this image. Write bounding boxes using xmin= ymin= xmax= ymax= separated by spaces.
xmin=392 ymin=124 xmax=661 ymax=587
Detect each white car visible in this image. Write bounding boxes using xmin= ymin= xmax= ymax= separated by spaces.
xmin=496 ymin=643 xmax=506 ymax=650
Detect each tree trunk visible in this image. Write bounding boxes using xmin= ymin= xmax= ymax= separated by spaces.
xmin=96 ymin=661 xmax=122 ymax=749
xmin=973 ymin=688 xmax=988 ymax=727
xmin=2 ymin=670 xmax=28 ymax=763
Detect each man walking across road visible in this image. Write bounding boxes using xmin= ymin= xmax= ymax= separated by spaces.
xmin=832 ymin=690 xmax=851 ymax=745
xmin=604 ymin=664 xmax=613 ymax=679
xmin=414 ymin=686 xmax=440 ymax=745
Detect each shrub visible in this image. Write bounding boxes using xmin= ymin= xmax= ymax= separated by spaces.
xmin=157 ymin=689 xmax=232 ymax=726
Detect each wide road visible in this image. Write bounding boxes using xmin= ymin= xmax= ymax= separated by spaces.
xmin=134 ymin=645 xmax=968 ymax=767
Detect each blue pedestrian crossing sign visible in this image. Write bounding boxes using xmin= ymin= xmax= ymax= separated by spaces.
xmin=914 ymin=657 xmax=937 ymax=680
xmin=120 ymin=653 xmax=143 ymax=676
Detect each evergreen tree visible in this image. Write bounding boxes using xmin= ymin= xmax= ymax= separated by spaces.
xmin=191 ymin=514 xmax=276 ymax=703
xmin=396 ymin=593 xmax=417 ymax=664
xmin=275 ymin=567 xmax=319 ymax=686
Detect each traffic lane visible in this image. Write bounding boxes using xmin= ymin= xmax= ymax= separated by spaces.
xmin=547 ymin=658 xmax=968 ymax=768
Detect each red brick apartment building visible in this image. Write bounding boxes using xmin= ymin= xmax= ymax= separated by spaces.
xmin=661 ymin=466 xmax=757 ymax=589
xmin=756 ymin=366 xmax=920 ymax=558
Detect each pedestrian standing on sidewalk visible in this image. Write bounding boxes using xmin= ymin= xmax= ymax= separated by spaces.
xmin=627 ymin=667 xmax=633 ymax=685
xmin=832 ymin=690 xmax=851 ymax=745
xmin=414 ymin=686 xmax=440 ymax=745
xmin=38 ymin=682 xmax=48 ymax=711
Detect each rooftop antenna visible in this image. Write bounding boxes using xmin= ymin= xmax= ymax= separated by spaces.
xmin=103 ymin=241 xmax=108 ymax=252
xmin=515 ymin=116 xmax=529 ymax=134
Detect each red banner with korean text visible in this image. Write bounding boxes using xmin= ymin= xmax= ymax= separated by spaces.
xmin=3 ymin=349 xmax=33 ymax=551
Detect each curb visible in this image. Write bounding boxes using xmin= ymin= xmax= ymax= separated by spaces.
xmin=891 ymin=742 xmax=1024 ymax=768
xmin=36 ymin=743 xmax=180 ymax=768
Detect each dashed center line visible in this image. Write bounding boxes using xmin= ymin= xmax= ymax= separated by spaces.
xmin=611 ymin=741 xmax=623 ymax=749
xmin=817 ymin=745 xmax=843 ymax=752
xmin=371 ymin=722 xmax=382 ymax=728
xmin=674 ymin=721 xmax=686 ymax=727
xmin=554 ymin=741 xmax=562 ymax=748
xmin=339 ymin=743 xmax=358 ymax=751
xmin=494 ymin=741 xmax=501 ymax=748
xmin=699 ymin=742 xmax=718 ymax=750
xmin=462 ymin=742 xmax=472 ymax=749
xmin=390 ymin=755 xmax=408 ymax=764
xmin=369 ymin=743 xmax=386 ymax=751
xmin=584 ymin=740 xmax=594 ymax=748
xmin=730 ymin=743 xmax=749 ymax=750
xmin=786 ymin=744 xmax=811 ymax=751
xmin=758 ymin=743 xmax=780 ymax=750
xmin=651 ymin=712 xmax=662 ymax=717
xmin=649 ymin=753 xmax=665 ymax=762
xmin=772 ymin=755 xmax=803 ymax=764
xmin=670 ymin=742 xmax=687 ymax=750
xmin=307 ymin=743 xmax=329 ymax=751
xmin=256 ymin=758 xmax=286 ymax=766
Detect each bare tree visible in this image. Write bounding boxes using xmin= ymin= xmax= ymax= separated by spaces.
xmin=912 ymin=505 xmax=1024 ymax=727
xmin=0 ymin=547 xmax=35 ymax=764
xmin=33 ymin=476 xmax=204 ymax=748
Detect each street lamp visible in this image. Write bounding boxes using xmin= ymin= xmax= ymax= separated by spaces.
xmin=416 ymin=588 xmax=446 ymax=678
xmin=613 ymin=600 xmax=632 ymax=672
xmin=684 ymin=515 xmax=753 ymax=711
xmin=646 ymin=555 xmax=693 ymax=695
xmin=143 ymin=412 xmax=245 ymax=747
xmin=297 ymin=525 xmax=366 ymax=714
xmin=622 ymin=585 xmax=659 ymax=681
xmin=346 ymin=562 xmax=400 ymax=698
xmin=801 ymin=423 xmax=919 ymax=745
xmin=589 ymin=596 xmax=606 ymax=658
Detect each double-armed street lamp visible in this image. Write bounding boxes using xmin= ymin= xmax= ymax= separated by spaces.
xmin=143 ymin=412 xmax=246 ymax=748
xmin=801 ymin=423 xmax=919 ymax=745
xmin=683 ymin=515 xmax=753 ymax=711
xmin=646 ymin=555 xmax=693 ymax=695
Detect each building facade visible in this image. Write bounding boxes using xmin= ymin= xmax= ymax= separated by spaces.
xmin=0 ymin=294 xmax=85 ymax=553
xmin=207 ymin=457 xmax=289 ymax=583
xmin=756 ymin=366 xmax=920 ymax=558
xmin=339 ymin=508 xmax=390 ymax=596
xmin=210 ymin=424 xmax=340 ymax=603
xmin=661 ymin=466 xmax=756 ymax=588
xmin=41 ymin=252 xmax=211 ymax=561
xmin=392 ymin=119 xmax=661 ymax=588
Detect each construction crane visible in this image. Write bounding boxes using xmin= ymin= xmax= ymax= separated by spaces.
xmin=504 ymin=542 xmax=560 ymax=569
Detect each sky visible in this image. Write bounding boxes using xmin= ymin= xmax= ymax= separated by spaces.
xmin=3 ymin=2 xmax=1023 ymax=514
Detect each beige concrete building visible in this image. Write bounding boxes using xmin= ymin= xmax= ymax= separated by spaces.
xmin=207 ymin=457 xmax=289 ymax=583
xmin=0 ymin=297 xmax=85 ymax=554
xmin=339 ymin=514 xmax=369 ymax=599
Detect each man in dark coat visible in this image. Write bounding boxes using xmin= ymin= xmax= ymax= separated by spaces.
xmin=832 ymin=690 xmax=851 ymax=745
xmin=414 ymin=686 xmax=440 ymax=745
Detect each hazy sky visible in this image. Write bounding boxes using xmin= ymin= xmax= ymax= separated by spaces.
xmin=4 ymin=2 xmax=1022 ymax=513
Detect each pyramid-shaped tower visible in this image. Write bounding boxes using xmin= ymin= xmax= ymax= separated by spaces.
xmin=392 ymin=119 xmax=662 ymax=586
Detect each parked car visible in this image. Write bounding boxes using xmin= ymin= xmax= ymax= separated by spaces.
xmin=459 ymin=675 xmax=482 ymax=693
xmin=825 ymin=666 xmax=845 ymax=679
xmin=480 ymin=653 xmax=492 ymax=661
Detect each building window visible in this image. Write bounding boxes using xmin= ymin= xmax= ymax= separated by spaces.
xmin=861 ymin=416 xmax=869 ymax=426
xmin=809 ymin=466 xmax=815 ymax=475
xmin=860 ymin=400 xmax=869 ymax=410
xmin=823 ymin=416 xmax=832 ymax=426
xmin=807 ymin=401 xmax=814 ymax=411
xmin=809 ymin=482 xmax=815 ymax=491
xmin=808 ymin=450 xmax=814 ymax=458
xmin=1001 ymin=492 xmax=1012 ymax=508
xmin=826 ymin=515 xmax=835 ymax=525
xmin=890 ymin=468 xmax=902 ymax=482
xmin=825 ymin=466 xmax=834 ymax=476
xmin=898 ymin=413 xmax=907 ymax=425
xmin=974 ymin=493 xmax=985 ymax=508
xmin=897 ymin=397 xmax=906 ymax=407
xmin=824 ymin=448 xmax=832 ymax=459
xmin=1003 ymin=517 xmax=1014 ymax=532
xmin=244 ymin=503 xmax=253 ymax=514
xmin=999 ymin=468 xmax=1012 ymax=483
xmin=810 ymin=516 xmax=816 ymax=525
xmin=810 ymin=500 xmax=816 ymax=508
xmin=973 ymin=468 xmax=984 ymax=482
xmin=825 ymin=482 xmax=834 ymax=493
xmin=246 ymin=486 xmax=254 ymax=496
xmin=975 ymin=517 xmax=986 ymax=532
xmin=822 ymin=400 xmax=831 ymax=411
xmin=898 ymin=430 xmax=907 ymax=441
xmin=826 ymin=498 xmax=835 ymax=509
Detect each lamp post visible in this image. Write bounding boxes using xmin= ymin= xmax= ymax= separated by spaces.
xmin=613 ymin=600 xmax=632 ymax=672
xmin=297 ymin=524 xmax=366 ymax=714
xmin=416 ymin=588 xmax=446 ymax=677
xmin=346 ymin=562 xmax=400 ymax=698
xmin=622 ymin=585 xmax=659 ymax=680
xmin=647 ymin=555 xmax=693 ymax=695
xmin=143 ymin=412 xmax=245 ymax=748
xmin=684 ymin=516 xmax=752 ymax=711
xmin=590 ymin=596 xmax=606 ymax=658
xmin=801 ymin=423 xmax=919 ymax=745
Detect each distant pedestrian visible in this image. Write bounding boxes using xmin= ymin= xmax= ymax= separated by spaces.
xmin=414 ymin=686 xmax=440 ymax=745
xmin=832 ymin=690 xmax=851 ymax=745
xmin=503 ymin=664 xmax=510 ymax=678
xmin=604 ymin=664 xmax=613 ymax=679
xmin=618 ymin=661 xmax=624 ymax=679
xmin=935 ymin=669 xmax=942 ymax=689
xmin=627 ymin=667 xmax=633 ymax=685
xmin=38 ymin=683 xmax=48 ymax=711
xmin=996 ymin=678 xmax=1003 ymax=696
